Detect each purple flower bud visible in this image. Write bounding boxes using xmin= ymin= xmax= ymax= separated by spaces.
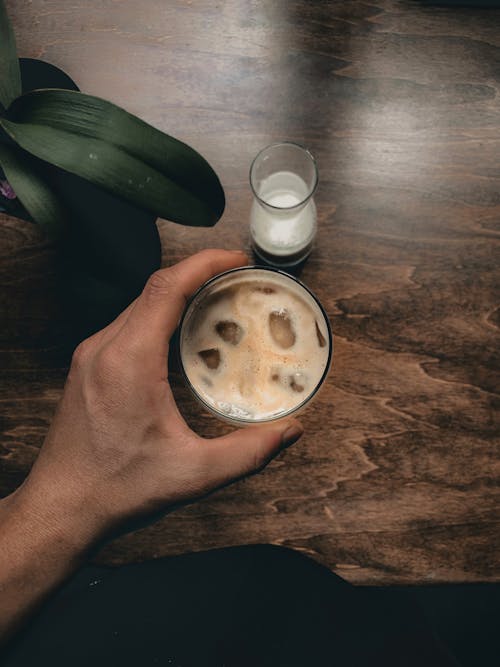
xmin=0 ymin=179 xmax=17 ymax=200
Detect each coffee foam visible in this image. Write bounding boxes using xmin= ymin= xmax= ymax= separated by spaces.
xmin=181 ymin=271 xmax=330 ymax=422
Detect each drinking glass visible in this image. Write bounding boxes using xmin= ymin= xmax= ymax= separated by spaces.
xmin=178 ymin=266 xmax=332 ymax=425
xmin=249 ymin=142 xmax=318 ymax=267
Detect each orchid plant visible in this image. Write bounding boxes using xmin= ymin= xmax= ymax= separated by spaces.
xmin=0 ymin=0 xmax=224 ymax=238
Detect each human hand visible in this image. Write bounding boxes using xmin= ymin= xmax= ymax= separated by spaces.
xmin=16 ymin=249 xmax=304 ymax=545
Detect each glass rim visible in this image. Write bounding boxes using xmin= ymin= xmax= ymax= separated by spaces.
xmin=178 ymin=265 xmax=333 ymax=425
xmin=249 ymin=141 xmax=319 ymax=211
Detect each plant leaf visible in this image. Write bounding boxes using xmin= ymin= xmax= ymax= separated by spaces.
xmin=5 ymin=89 xmax=225 ymax=226
xmin=0 ymin=142 xmax=66 ymax=238
xmin=0 ymin=0 xmax=21 ymax=109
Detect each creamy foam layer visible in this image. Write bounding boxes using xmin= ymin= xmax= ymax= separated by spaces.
xmin=181 ymin=271 xmax=330 ymax=421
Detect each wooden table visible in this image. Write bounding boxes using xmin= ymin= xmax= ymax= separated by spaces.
xmin=1 ymin=0 xmax=499 ymax=585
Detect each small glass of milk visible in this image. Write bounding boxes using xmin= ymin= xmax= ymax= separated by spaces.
xmin=249 ymin=142 xmax=318 ymax=267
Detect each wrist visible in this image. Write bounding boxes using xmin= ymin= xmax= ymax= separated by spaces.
xmin=5 ymin=475 xmax=105 ymax=560
xmin=0 ymin=479 xmax=104 ymax=643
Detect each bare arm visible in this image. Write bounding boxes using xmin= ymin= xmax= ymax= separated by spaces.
xmin=0 ymin=249 xmax=303 ymax=643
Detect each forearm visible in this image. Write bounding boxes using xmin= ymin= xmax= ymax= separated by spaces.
xmin=0 ymin=481 xmax=98 ymax=644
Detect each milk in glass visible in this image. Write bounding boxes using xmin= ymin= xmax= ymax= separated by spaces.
xmin=250 ymin=170 xmax=317 ymax=266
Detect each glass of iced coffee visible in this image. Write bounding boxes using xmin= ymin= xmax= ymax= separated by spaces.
xmin=179 ymin=266 xmax=332 ymax=425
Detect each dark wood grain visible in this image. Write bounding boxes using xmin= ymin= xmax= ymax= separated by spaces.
xmin=1 ymin=0 xmax=499 ymax=584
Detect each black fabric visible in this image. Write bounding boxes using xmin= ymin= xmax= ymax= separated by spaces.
xmin=2 ymin=545 xmax=464 ymax=666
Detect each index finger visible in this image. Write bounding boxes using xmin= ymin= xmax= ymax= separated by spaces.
xmin=120 ymin=249 xmax=248 ymax=352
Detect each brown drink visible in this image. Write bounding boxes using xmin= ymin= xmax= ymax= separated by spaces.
xmin=179 ymin=267 xmax=332 ymax=424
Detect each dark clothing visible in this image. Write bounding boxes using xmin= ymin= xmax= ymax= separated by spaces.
xmin=2 ymin=545 xmax=463 ymax=666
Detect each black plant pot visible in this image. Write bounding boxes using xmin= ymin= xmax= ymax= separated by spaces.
xmin=17 ymin=58 xmax=162 ymax=344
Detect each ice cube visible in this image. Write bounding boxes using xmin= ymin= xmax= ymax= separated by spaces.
xmin=289 ymin=373 xmax=306 ymax=393
xmin=218 ymin=401 xmax=254 ymax=420
xmin=269 ymin=309 xmax=296 ymax=349
xmin=198 ymin=348 xmax=221 ymax=370
xmin=215 ymin=320 xmax=243 ymax=345
xmin=315 ymin=320 xmax=327 ymax=348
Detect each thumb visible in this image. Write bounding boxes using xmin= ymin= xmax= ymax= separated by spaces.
xmin=200 ymin=419 xmax=304 ymax=488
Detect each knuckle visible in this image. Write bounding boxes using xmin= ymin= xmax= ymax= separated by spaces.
xmin=197 ymin=249 xmax=222 ymax=272
xmin=145 ymin=269 xmax=177 ymax=299
xmin=197 ymin=248 xmax=218 ymax=262
xmin=71 ymin=338 xmax=93 ymax=370
xmin=93 ymin=344 xmax=121 ymax=383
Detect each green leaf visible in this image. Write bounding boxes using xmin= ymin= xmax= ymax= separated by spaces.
xmin=4 ymin=89 xmax=225 ymax=226
xmin=0 ymin=142 xmax=66 ymax=238
xmin=0 ymin=0 xmax=21 ymax=109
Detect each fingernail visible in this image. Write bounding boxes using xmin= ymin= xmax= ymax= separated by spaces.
xmin=281 ymin=424 xmax=304 ymax=449
xmin=229 ymin=249 xmax=247 ymax=255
